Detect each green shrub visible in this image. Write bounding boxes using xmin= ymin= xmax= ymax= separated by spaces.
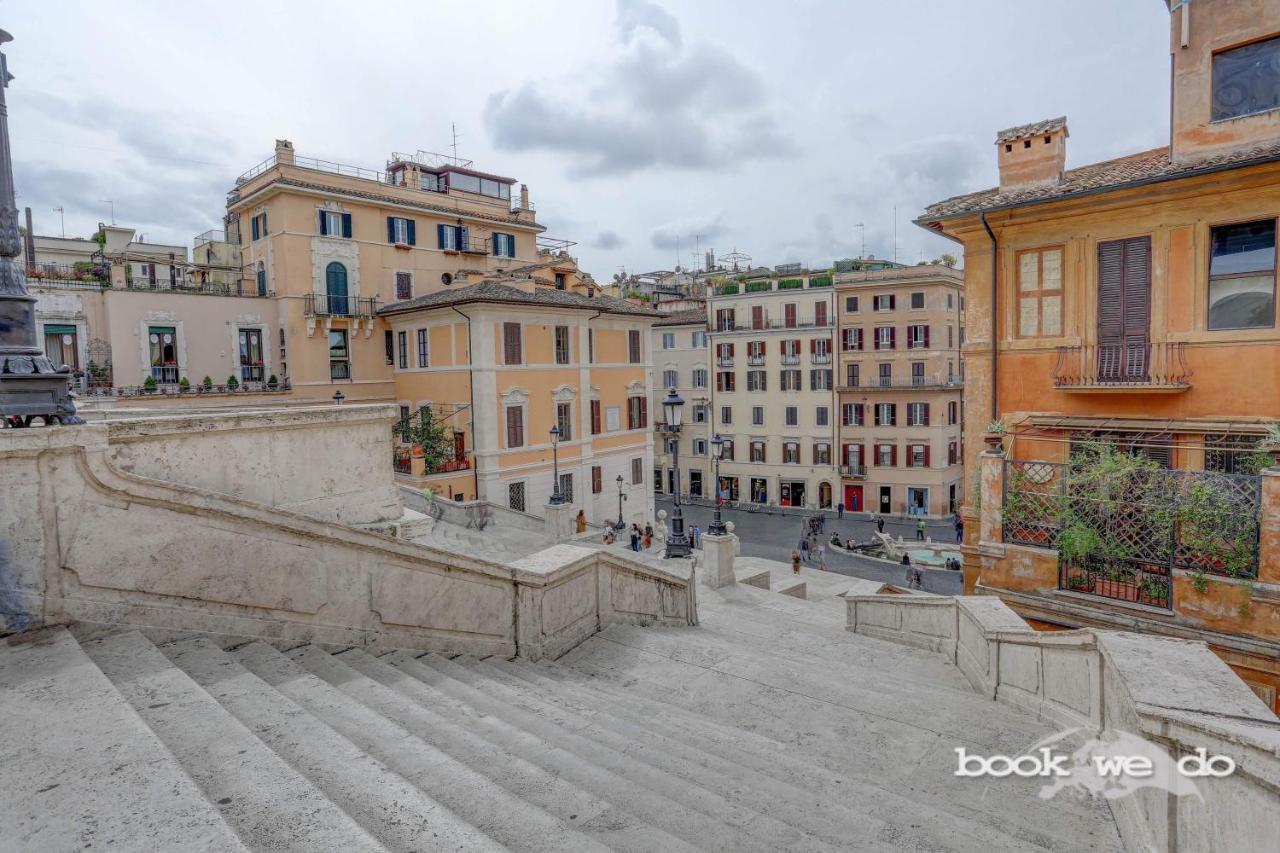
xmin=226 ymin=375 xmax=239 ymax=390
xmin=201 ymin=375 xmax=213 ymax=390
xmin=178 ymin=376 xmax=190 ymax=391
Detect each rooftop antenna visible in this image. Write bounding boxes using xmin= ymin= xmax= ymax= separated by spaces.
xmin=100 ymin=199 xmax=115 ymax=225
xmin=450 ymin=123 xmax=463 ymax=165
xmin=53 ymin=206 xmax=64 ymax=237
xmin=694 ymin=233 xmax=704 ymax=271
xmin=892 ymin=205 xmax=898 ymax=264
xmin=853 ymin=222 xmax=865 ymax=258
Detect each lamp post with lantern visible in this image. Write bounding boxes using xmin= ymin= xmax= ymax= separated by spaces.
xmin=614 ymin=474 xmax=627 ymax=530
xmin=708 ymin=433 xmax=727 ymax=536
xmin=661 ymin=388 xmax=690 ymax=559
xmin=548 ymin=425 xmax=564 ymax=505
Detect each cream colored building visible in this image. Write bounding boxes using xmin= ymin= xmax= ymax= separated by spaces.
xmin=706 ymin=268 xmax=838 ymax=509
xmin=651 ymin=307 xmax=711 ymax=501
xmin=835 ymin=265 xmax=965 ymax=517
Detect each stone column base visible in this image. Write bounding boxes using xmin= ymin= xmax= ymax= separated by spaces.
xmin=700 ymin=532 xmax=737 ymax=588
xmin=544 ymin=502 xmax=575 ymax=543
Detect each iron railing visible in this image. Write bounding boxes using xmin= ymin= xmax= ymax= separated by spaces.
xmin=1002 ymin=457 xmax=1263 ymax=610
xmin=840 ymin=464 xmax=867 ymax=478
xmin=837 ymin=377 xmax=962 ymax=392
xmin=304 ymin=293 xmax=378 ymax=318
xmin=458 ymin=235 xmax=490 ymax=254
xmin=86 ymin=379 xmax=290 ymax=397
xmin=1053 ymin=342 xmax=1192 ymax=390
xmin=194 ymin=229 xmax=227 ymax=247
xmin=27 ymin=264 xmax=109 ymax=285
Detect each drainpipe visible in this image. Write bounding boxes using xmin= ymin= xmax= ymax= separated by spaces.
xmin=980 ymin=212 xmax=999 ymax=425
xmin=450 ymin=306 xmax=479 ymax=501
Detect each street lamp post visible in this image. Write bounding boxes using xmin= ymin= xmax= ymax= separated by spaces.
xmin=548 ymin=425 xmax=564 ymax=505
xmin=661 ymin=388 xmax=690 ymax=559
xmin=332 ymin=390 xmax=345 ymax=404
xmin=614 ymin=474 xmax=627 ymax=530
xmin=708 ymin=433 xmax=727 ymax=535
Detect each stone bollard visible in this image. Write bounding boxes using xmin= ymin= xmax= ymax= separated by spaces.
xmin=543 ymin=502 xmax=575 ymax=544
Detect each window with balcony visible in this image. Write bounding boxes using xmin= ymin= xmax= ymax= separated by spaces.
xmin=912 ymin=361 xmax=925 ymax=385
xmin=1208 ymin=219 xmax=1275 ymax=330
xmin=875 ymin=402 xmax=896 ymax=426
xmin=813 ymin=338 xmax=831 ymax=362
xmin=746 ymin=370 xmax=767 ymax=391
xmin=692 ymin=368 xmax=707 ymax=388
xmin=815 ymin=301 xmax=828 ymax=327
xmin=717 ymin=341 xmax=735 ymax=365
xmin=751 ymin=305 xmax=765 ymax=329
xmin=1016 ymin=246 xmax=1063 ymax=337
xmin=874 ymin=326 xmax=895 ymax=350
xmin=750 ymin=440 xmax=767 ymax=463
xmin=1211 ymin=35 xmax=1280 ymax=121
xmin=256 ymin=261 xmax=267 ymax=296
xmin=784 ymin=303 xmax=797 ymax=328
xmin=555 ymin=325 xmax=571 ymax=365
xmin=752 ymin=405 xmax=764 ymax=425
xmin=715 ymin=308 xmax=736 ymax=331
xmin=781 ymin=338 xmax=801 ymax=363
xmin=878 ymin=363 xmax=892 ymax=387
xmin=747 ymin=340 xmax=765 ymax=364
xmin=329 ymin=329 xmax=350 ymax=380
xmin=784 ymin=406 xmax=798 ymax=427
xmin=907 ymin=402 xmax=930 ymax=426
xmin=780 ymin=369 xmax=802 ymax=390
xmin=783 ymin=442 xmax=800 ymax=464
xmin=846 ymin=363 xmax=860 ymax=387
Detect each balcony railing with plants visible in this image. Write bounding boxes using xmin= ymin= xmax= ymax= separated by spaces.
xmin=1053 ymin=341 xmax=1192 ymax=392
xmin=1001 ymin=442 xmax=1269 ymax=611
xmin=27 ymin=264 xmax=109 ymax=288
xmin=85 ymin=376 xmax=290 ymax=397
xmin=304 ymin=293 xmax=378 ymax=318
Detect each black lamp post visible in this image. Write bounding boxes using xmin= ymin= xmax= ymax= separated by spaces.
xmin=0 ymin=30 xmax=80 ymax=427
xmin=661 ymin=388 xmax=690 ymax=558
xmin=332 ymin=389 xmax=345 ymax=404
xmin=614 ymin=473 xmax=627 ymax=530
xmin=708 ymin=432 xmax=727 ymax=535
xmin=548 ymin=424 xmax=564 ymax=505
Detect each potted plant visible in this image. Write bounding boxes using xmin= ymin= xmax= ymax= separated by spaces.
xmin=142 ymin=375 xmax=157 ymax=394
xmin=202 ymin=375 xmax=213 ymax=391
xmin=266 ymin=373 xmax=279 ymax=390
xmin=1139 ymin=576 xmax=1169 ymax=607
xmin=983 ymin=419 xmax=1007 ymax=451
xmin=178 ymin=376 xmax=191 ymax=392
xmin=226 ymin=375 xmax=239 ymax=391
xmin=1065 ymin=574 xmax=1092 ymax=592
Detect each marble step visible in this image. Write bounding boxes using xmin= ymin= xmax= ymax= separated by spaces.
xmin=161 ymin=636 xmax=493 ymax=853
xmin=381 ymin=650 xmax=780 ymax=853
xmin=414 ymin=652 xmax=835 ymax=852
xmin=82 ymin=631 xmax=383 ymax=853
xmin=251 ymin=641 xmax=613 ymax=853
xmin=0 ymin=628 xmax=248 ymax=853
xmin=336 ymin=647 xmax=702 ymax=853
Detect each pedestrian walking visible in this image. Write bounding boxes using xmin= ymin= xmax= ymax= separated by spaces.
xmin=791 ymin=549 xmax=801 ymax=575
xmin=691 ymin=525 xmax=701 ymax=548
xmin=954 ymin=514 xmax=964 ymax=544
xmin=643 ymin=523 xmax=653 ymax=549
xmin=876 ymin=515 xmax=885 ymax=535
xmin=837 ymin=502 xmax=844 ymax=521
xmin=575 ymin=509 xmax=587 ymax=534
xmin=799 ymin=536 xmax=810 ymax=562
xmin=815 ymin=543 xmax=827 ymax=571
xmin=629 ymin=525 xmax=640 ymax=551
xmin=916 ymin=518 xmax=926 ymax=541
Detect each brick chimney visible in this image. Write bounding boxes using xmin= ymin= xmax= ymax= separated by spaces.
xmin=995 ymin=117 xmax=1068 ymax=193
xmin=274 ymin=139 xmax=295 ymax=167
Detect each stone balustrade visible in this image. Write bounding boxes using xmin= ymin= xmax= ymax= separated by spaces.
xmin=845 ymin=592 xmax=1280 ymax=853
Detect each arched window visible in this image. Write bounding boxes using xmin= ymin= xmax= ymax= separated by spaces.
xmin=255 ymin=261 xmax=266 ymax=296
xmin=325 ymin=262 xmax=349 ymax=315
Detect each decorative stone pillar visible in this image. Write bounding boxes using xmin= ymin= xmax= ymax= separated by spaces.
xmin=544 ymin=501 xmax=575 ymax=544
xmin=700 ymin=531 xmax=737 ymax=588
xmin=1258 ymin=468 xmax=1280 ymax=586
xmin=978 ymin=448 xmax=1006 ymax=546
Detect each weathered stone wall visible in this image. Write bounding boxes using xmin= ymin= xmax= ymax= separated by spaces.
xmin=104 ymin=404 xmax=403 ymax=526
xmin=845 ymin=593 xmax=1280 ymax=853
xmin=0 ymin=421 xmax=694 ymax=659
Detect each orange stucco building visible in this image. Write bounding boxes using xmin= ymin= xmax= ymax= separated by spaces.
xmin=918 ymin=0 xmax=1280 ymax=711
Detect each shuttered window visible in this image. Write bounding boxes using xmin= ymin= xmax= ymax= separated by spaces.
xmin=628 ymin=329 xmax=642 ymax=363
xmin=1096 ymin=237 xmax=1151 ymax=381
xmin=1016 ymin=246 xmax=1063 ymax=337
xmin=592 ymin=465 xmax=603 ymax=494
xmin=506 ymin=406 xmax=524 ymax=448
xmin=590 ymin=399 xmax=602 ymax=434
xmin=631 ymin=457 xmax=643 ymax=485
xmin=503 ymin=322 xmax=522 ymax=364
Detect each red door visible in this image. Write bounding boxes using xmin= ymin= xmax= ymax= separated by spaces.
xmin=844 ymin=485 xmax=862 ymax=511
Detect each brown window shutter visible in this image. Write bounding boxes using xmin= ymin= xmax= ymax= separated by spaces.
xmin=874 ymin=406 xmax=881 ymax=426
xmin=923 ymin=445 xmax=931 ymax=467
xmin=639 ymin=397 xmax=647 ymax=428
xmin=728 ymin=342 xmax=735 ymax=356
xmin=590 ymin=400 xmax=601 ymax=434
xmin=889 ymin=327 xmax=896 ymax=349
xmin=922 ymin=403 xmax=930 ymax=426
xmin=891 ymin=444 xmax=898 ymax=466
xmin=592 ymin=465 xmax=602 ymax=494
xmin=923 ymin=325 xmax=930 ymax=348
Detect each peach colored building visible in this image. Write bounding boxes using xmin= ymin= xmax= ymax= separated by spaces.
xmin=381 ymin=282 xmax=657 ymax=525
xmin=835 ymin=264 xmax=965 ymax=517
xmin=917 ymin=0 xmax=1280 ymax=711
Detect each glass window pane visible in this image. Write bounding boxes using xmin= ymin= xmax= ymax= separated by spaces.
xmin=1041 ymin=249 xmax=1062 ymax=291
xmin=1019 ymin=253 xmax=1039 ymax=292
xmin=1042 ymin=295 xmax=1062 ymax=336
xmin=1210 ymin=220 xmax=1276 ymax=276
xmin=1212 ymin=35 xmax=1280 ymax=121
xmin=1019 ymin=297 xmax=1039 ymax=336
xmin=1209 ymin=274 xmax=1275 ymax=329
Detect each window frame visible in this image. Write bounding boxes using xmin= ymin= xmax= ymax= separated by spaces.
xmin=1014 ymin=245 xmax=1065 ymax=339
xmin=1206 ymin=216 xmax=1277 ymax=332
xmin=554 ymin=325 xmax=572 ymax=365
xmin=1210 ymin=35 xmax=1280 ymax=123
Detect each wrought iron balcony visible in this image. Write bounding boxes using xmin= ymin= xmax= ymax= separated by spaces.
xmin=1053 ymin=342 xmax=1191 ymax=392
xmin=837 ymin=376 xmax=962 ymax=392
xmin=459 ymin=235 xmax=490 ymax=254
xmin=840 ymin=464 xmax=867 ymax=478
xmin=304 ymin=293 xmax=378 ymax=318
xmin=717 ymin=357 xmax=734 ymax=367
xmin=781 ymin=354 xmax=801 ymax=365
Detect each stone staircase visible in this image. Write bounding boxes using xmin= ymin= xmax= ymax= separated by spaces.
xmin=0 ymin=583 xmax=1123 ymax=853
xmin=407 ymin=516 xmax=555 ymax=563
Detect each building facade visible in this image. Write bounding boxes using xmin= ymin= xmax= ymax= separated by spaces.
xmin=381 ymin=282 xmax=656 ymax=525
xmin=835 ymin=265 xmax=965 ymax=517
xmin=651 ymin=308 xmax=711 ymax=503
xmin=706 ymin=268 xmax=838 ymax=509
xmin=917 ymin=0 xmax=1280 ymax=711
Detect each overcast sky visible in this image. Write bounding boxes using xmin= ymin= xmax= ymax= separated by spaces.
xmin=7 ymin=0 xmax=1171 ymax=276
